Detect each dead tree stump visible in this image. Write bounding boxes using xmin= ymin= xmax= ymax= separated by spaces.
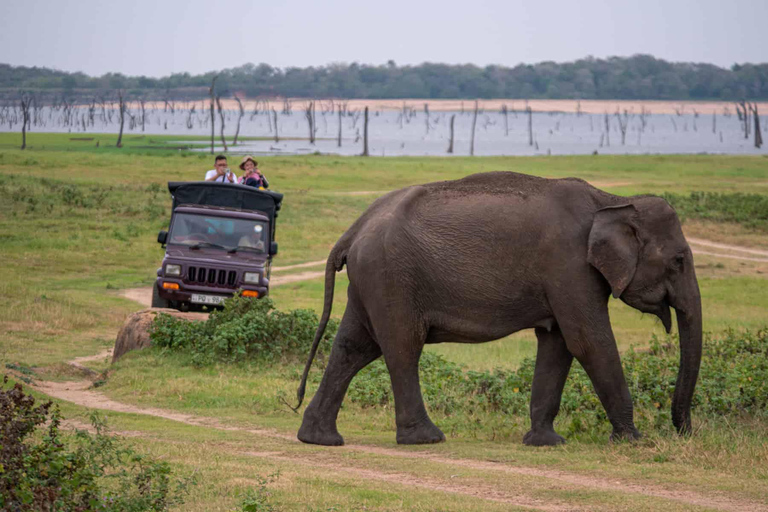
xmin=209 ymin=75 xmax=218 ymax=154
xmin=470 ymin=101 xmax=479 ymax=156
xmin=361 ymin=106 xmax=369 ymax=156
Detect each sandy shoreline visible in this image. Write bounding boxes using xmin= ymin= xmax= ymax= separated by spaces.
xmin=123 ymin=98 xmax=767 ymax=116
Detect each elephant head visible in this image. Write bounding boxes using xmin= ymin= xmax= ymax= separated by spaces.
xmin=587 ymin=196 xmax=702 ymax=434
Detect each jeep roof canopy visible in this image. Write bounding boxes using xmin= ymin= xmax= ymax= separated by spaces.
xmin=168 ymin=181 xmax=283 ymax=223
xmin=168 ymin=181 xmax=283 ymax=240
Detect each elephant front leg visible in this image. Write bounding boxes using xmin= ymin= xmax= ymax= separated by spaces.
xmin=555 ymin=302 xmax=641 ymax=442
xmin=523 ymin=325 xmax=573 ymax=446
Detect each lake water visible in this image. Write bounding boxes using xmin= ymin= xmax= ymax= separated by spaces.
xmin=2 ymin=103 xmax=765 ymax=157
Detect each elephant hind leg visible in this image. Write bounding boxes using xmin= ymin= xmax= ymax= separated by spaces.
xmin=298 ymin=310 xmax=381 ymax=446
xmin=523 ymin=325 xmax=573 ymax=446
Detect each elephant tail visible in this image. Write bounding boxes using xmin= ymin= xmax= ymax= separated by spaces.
xmin=293 ymin=245 xmax=347 ymax=411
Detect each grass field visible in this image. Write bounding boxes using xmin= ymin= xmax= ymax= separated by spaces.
xmin=1 ymin=132 xmax=767 ymax=511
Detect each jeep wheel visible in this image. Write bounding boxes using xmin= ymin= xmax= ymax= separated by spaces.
xmin=151 ymin=282 xmax=170 ymax=308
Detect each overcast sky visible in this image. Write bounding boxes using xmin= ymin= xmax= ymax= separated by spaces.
xmin=1 ymin=0 xmax=766 ymax=77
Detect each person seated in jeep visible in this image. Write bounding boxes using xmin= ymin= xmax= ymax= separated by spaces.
xmin=170 ymin=216 xmax=210 ymax=245
xmin=237 ymin=223 xmax=266 ymax=251
xmin=239 ymin=156 xmax=269 ymax=189
xmin=205 ymin=155 xmax=237 ymax=183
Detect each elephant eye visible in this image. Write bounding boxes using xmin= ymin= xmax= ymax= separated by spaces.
xmin=673 ymin=254 xmax=685 ymax=271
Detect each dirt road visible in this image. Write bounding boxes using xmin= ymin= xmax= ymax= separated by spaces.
xmin=21 ymin=352 xmax=764 ymax=512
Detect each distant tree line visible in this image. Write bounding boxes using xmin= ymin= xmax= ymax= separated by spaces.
xmin=1 ymin=54 xmax=767 ymax=102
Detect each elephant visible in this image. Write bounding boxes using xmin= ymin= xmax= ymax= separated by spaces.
xmin=295 ymin=171 xmax=702 ymax=446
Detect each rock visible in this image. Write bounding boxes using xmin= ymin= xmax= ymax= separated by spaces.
xmin=112 ymin=308 xmax=208 ymax=363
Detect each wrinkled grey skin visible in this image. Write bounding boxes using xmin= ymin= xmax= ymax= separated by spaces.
xmin=295 ymin=172 xmax=702 ymax=446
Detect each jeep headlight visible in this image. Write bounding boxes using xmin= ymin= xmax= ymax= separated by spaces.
xmin=243 ymin=272 xmax=260 ymax=284
xmin=165 ymin=264 xmax=181 ymax=277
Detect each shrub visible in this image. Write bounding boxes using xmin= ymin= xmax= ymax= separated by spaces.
xmin=233 ymin=472 xmax=280 ymax=512
xmin=346 ymin=328 xmax=768 ymax=428
xmin=0 ymin=175 xmax=165 ymax=223
xmin=0 ymin=376 xmax=194 ymax=511
xmin=661 ymin=191 xmax=768 ymax=231
xmin=148 ymin=295 xmax=767 ymax=430
xmin=150 ymin=295 xmax=338 ymax=366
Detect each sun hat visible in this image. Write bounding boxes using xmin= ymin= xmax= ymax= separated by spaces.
xmin=239 ymin=156 xmax=258 ymax=170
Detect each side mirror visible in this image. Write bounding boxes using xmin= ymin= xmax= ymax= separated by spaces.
xmin=269 ymin=241 xmax=278 ymax=256
xmin=157 ymin=230 xmax=168 ymax=245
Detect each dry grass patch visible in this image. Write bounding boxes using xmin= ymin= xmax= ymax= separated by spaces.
xmin=683 ymin=220 xmax=768 ymax=250
xmin=694 ymin=254 xmax=768 ymax=279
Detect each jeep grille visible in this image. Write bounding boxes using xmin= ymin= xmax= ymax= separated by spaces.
xmin=188 ymin=267 xmax=237 ymax=287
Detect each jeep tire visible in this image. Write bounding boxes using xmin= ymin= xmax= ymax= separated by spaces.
xmin=151 ymin=282 xmax=170 ymax=308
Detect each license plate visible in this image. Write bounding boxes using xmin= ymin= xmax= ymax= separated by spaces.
xmin=190 ymin=293 xmax=226 ymax=305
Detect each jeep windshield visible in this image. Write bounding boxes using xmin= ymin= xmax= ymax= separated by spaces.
xmin=168 ymin=213 xmax=267 ymax=253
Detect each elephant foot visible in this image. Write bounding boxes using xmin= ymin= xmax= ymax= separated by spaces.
xmin=523 ymin=428 xmax=566 ymax=447
xmin=297 ymin=416 xmax=345 ymax=446
xmin=609 ymin=426 xmax=642 ymax=443
xmin=396 ymin=418 xmax=446 ymax=445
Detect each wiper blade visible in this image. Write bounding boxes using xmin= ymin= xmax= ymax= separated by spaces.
xmin=227 ymin=245 xmax=264 ymax=254
xmin=189 ymin=241 xmax=228 ymax=250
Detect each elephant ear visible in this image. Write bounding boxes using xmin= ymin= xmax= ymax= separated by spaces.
xmin=587 ymin=204 xmax=640 ymax=298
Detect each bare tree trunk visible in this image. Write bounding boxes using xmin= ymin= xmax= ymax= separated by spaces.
xmin=424 ymin=103 xmax=430 ymax=134
xmin=615 ymin=109 xmax=629 ymax=145
xmin=233 ymin=96 xmax=244 ymax=145
xmin=447 ymin=114 xmax=455 ymax=154
xmin=639 ymin=106 xmax=649 ymax=132
xmin=216 ymin=96 xmax=228 ymax=151
xmin=603 ymin=112 xmax=610 ymax=147
xmin=361 ymin=106 xmax=369 ymax=156
xmin=272 ymin=109 xmax=279 ymax=142
xmin=139 ymin=98 xmax=146 ymax=132
xmin=736 ymin=101 xmax=749 ymax=139
xmin=527 ymin=105 xmax=533 ymax=146
xmin=501 ymin=104 xmax=508 ymax=136
xmin=19 ymin=92 xmax=31 ymax=150
xmin=337 ymin=109 xmax=342 ymax=147
xmin=116 ymin=90 xmax=126 ymax=148
xmin=751 ymin=103 xmax=763 ymax=149
xmin=209 ymin=75 xmax=218 ymax=154
xmin=470 ymin=100 xmax=479 ymax=156
xmin=305 ymin=101 xmax=315 ymax=144
xmin=712 ymin=111 xmax=716 ymax=134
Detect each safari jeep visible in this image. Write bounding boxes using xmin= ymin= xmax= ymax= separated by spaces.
xmin=154 ymin=181 xmax=283 ymax=310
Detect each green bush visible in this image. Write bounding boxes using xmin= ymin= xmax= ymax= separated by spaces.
xmin=232 ymin=472 xmax=280 ymax=512
xmin=0 ymin=176 xmax=166 ymax=221
xmin=150 ymin=295 xmax=338 ymax=366
xmin=148 ymin=294 xmax=767 ymax=430
xmin=0 ymin=376 xmax=194 ymax=511
xmin=346 ymin=328 xmax=768 ymax=428
xmin=661 ymin=191 xmax=768 ymax=231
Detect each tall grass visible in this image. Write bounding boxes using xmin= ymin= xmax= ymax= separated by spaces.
xmin=663 ymin=191 xmax=768 ymax=231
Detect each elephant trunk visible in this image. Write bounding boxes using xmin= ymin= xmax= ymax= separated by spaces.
xmin=670 ymin=273 xmax=703 ymax=435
